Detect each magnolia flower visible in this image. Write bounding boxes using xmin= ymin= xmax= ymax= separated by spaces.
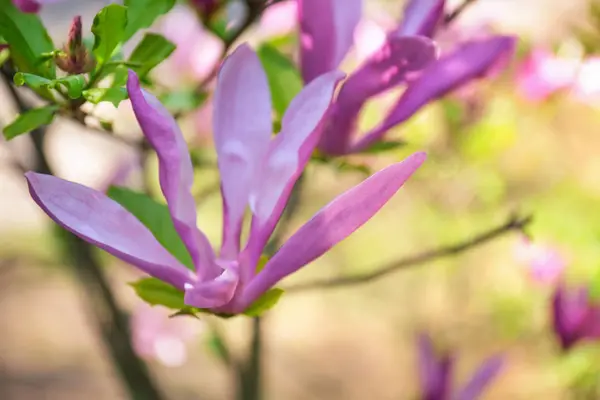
xmin=131 ymin=303 xmax=203 ymax=367
xmin=299 ymin=0 xmax=516 ymax=155
xmin=552 ymin=284 xmax=600 ymax=351
xmin=25 ymin=44 xmax=426 ymax=315
xmin=514 ymin=237 xmax=565 ymax=285
xmin=516 ymin=49 xmax=579 ymax=101
xmin=418 ymin=333 xmax=504 ymax=400
xmin=12 ymin=0 xmax=61 ymax=13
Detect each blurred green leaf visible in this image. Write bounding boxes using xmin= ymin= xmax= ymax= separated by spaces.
xmin=107 ymin=186 xmax=195 ymax=270
xmin=361 ymin=140 xmax=405 ymax=154
xmin=92 ymin=4 xmax=128 ymax=66
xmin=83 ymin=87 xmax=128 ymax=107
xmin=130 ymin=277 xmax=185 ymax=309
xmin=54 ymin=75 xmax=86 ymax=99
xmin=243 ymin=288 xmax=284 ymax=317
xmin=257 ymin=44 xmax=303 ymax=118
xmin=15 ymin=72 xmax=85 ymax=99
xmin=13 ymin=72 xmax=52 ymax=88
xmin=206 ymin=330 xmax=231 ymax=363
xmin=128 ymin=33 xmax=176 ymax=76
xmin=0 ymin=0 xmax=54 ymax=77
xmin=160 ymin=90 xmax=208 ymax=113
xmin=123 ymin=0 xmax=176 ymax=41
xmin=3 ymin=105 xmax=59 ymax=140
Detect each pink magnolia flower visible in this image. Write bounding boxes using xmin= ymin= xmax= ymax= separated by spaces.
xmin=12 ymin=0 xmax=65 ymax=13
xmin=131 ymin=303 xmax=203 ymax=367
xmin=418 ymin=333 xmax=504 ymax=400
xmin=516 ymin=49 xmax=579 ymax=101
xmin=299 ymin=0 xmax=516 ymax=155
xmin=25 ymin=44 xmax=426 ymax=315
xmin=552 ymin=284 xmax=600 ymax=351
xmin=514 ymin=237 xmax=566 ymax=285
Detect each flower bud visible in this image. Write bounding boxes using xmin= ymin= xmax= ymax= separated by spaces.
xmin=55 ymin=16 xmax=96 ymax=74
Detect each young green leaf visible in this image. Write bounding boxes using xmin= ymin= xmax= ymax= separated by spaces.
xmin=92 ymin=4 xmax=127 ymax=66
xmin=123 ymin=0 xmax=176 ymax=41
xmin=14 ymin=73 xmax=86 ymax=99
xmin=257 ymin=44 xmax=303 ymax=118
xmin=3 ymin=105 xmax=59 ymax=140
xmin=107 ymin=186 xmax=195 ymax=270
xmin=14 ymin=72 xmax=52 ymax=89
xmin=243 ymin=288 xmax=284 ymax=317
xmin=54 ymin=75 xmax=86 ymax=99
xmin=83 ymin=87 xmax=128 ymax=107
xmin=361 ymin=140 xmax=406 ymax=154
xmin=0 ymin=0 xmax=55 ymax=77
xmin=128 ymin=33 xmax=176 ymax=76
xmin=130 ymin=277 xmax=185 ymax=309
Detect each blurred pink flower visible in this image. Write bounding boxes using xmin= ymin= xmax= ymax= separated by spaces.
xmin=514 ymin=237 xmax=566 ymax=285
xmin=159 ymin=5 xmax=223 ymax=83
xmin=259 ymin=0 xmax=298 ymax=37
xmin=571 ymin=57 xmax=600 ymax=103
xmin=131 ymin=303 xmax=203 ymax=367
xmin=516 ymin=49 xmax=579 ymax=101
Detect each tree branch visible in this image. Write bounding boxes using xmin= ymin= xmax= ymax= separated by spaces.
xmin=285 ymin=214 xmax=532 ymax=293
xmin=444 ymin=0 xmax=478 ymax=25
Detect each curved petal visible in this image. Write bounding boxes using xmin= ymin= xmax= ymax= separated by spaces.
xmin=398 ymin=0 xmax=445 ymax=38
xmin=25 ymin=172 xmax=194 ymax=289
xmin=418 ymin=334 xmax=453 ymax=400
xmin=127 ymin=71 xmax=217 ymax=278
xmin=240 ymin=152 xmax=426 ymax=307
xmin=352 ymin=36 xmax=516 ymax=152
xmin=456 ymin=356 xmax=504 ymax=400
xmin=319 ymin=35 xmax=436 ymax=154
xmin=184 ymin=265 xmax=239 ymax=309
xmin=213 ymin=44 xmax=273 ymax=260
xmin=13 ymin=0 xmax=40 ymax=12
xmin=240 ymin=70 xmax=344 ymax=282
xmin=299 ymin=0 xmax=362 ymax=83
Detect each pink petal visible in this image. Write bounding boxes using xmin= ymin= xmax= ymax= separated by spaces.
xmin=12 ymin=0 xmax=40 ymax=12
xmin=212 ymin=44 xmax=273 ymax=259
xmin=456 ymin=356 xmax=504 ymax=400
xmin=319 ymin=35 xmax=437 ymax=154
xmin=25 ymin=172 xmax=194 ymax=289
xmin=398 ymin=0 xmax=446 ymax=37
xmin=240 ymin=152 xmax=426 ymax=308
xmin=184 ymin=264 xmax=239 ymax=309
xmin=127 ymin=72 xmax=217 ymax=279
xmin=240 ymin=70 xmax=344 ymax=282
xmin=260 ymin=0 xmax=298 ymax=37
xmin=299 ymin=0 xmax=362 ymax=83
xmin=352 ymin=36 xmax=516 ymax=152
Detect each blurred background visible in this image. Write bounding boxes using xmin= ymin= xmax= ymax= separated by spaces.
xmin=2 ymin=0 xmax=600 ymax=398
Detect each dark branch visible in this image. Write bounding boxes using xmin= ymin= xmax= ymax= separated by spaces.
xmin=285 ymin=214 xmax=532 ymax=293
xmin=444 ymin=0 xmax=478 ymax=25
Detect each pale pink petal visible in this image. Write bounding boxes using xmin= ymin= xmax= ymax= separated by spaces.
xmin=516 ymin=49 xmax=578 ymax=101
xmin=240 ymin=152 xmax=426 ymax=308
xmin=260 ymin=0 xmax=298 ymax=37
xmin=240 ymin=70 xmax=344 ymax=282
xmin=212 ymin=44 xmax=273 ymax=260
xmin=127 ymin=71 xmax=217 ymax=278
xmin=184 ymin=264 xmax=240 ymax=309
xmin=354 ymin=19 xmax=388 ymax=65
xmin=25 ymin=172 xmax=194 ymax=289
xmin=299 ymin=0 xmax=362 ymax=83
xmin=572 ymin=57 xmax=600 ymax=103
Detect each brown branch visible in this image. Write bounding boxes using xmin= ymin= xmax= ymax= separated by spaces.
xmin=444 ymin=0 xmax=478 ymax=25
xmin=285 ymin=214 xmax=532 ymax=293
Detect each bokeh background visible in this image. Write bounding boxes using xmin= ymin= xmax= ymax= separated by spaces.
xmin=1 ymin=0 xmax=600 ymax=398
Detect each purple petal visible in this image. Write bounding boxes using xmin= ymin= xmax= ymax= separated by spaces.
xmin=240 ymin=70 xmax=344 ymax=283
xmin=13 ymin=0 xmax=41 ymax=12
xmin=240 ymin=152 xmax=426 ymax=308
xmin=418 ymin=333 xmax=454 ymax=400
xmin=352 ymin=36 xmax=516 ymax=152
xmin=398 ymin=0 xmax=446 ymax=37
xmin=184 ymin=265 xmax=239 ymax=309
xmin=25 ymin=172 xmax=194 ymax=289
xmin=319 ymin=35 xmax=436 ymax=155
xmin=127 ymin=71 xmax=217 ymax=279
xmin=455 ymin=355 xmax=504 ymax=400
xmin=212 ymin=44 xmax=273 ymax=260
xmin=299 ymin=0 xmax=362 ymax=83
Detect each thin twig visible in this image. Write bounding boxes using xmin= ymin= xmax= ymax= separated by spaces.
xmin=444 ymin=0 xmax=478 ymax=25
xmin=285 ymin=214 xmax=532 ymax=293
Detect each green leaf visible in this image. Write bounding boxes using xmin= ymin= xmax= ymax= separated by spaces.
xmin=92 ymin=4 xmax=128 ymax=66
xmin=107 ymin=186 xmax=195 ymax=270
xmin=257 ymin=44 xmax=303 ymax=118
xmin=128 ymin=33 xmax=176 ymax=76
xmin=130 ymin=278 xmax=185 ymax=309
xmin=54 ymin=75 xmax=86 ymax=99
xmin=14 ymin=72 xmax=52 ymax=89
xmin=255 ymin=255 xmax=269 ymax=274
xmin=160 ymin=90 xmax=208 ymax=113
xmin=0 ymin=0 xmax=54 ymax=77
xmin=83 ymin=87 xmax=128 ymax=107
xmin=361 ymin=140 xmax=406 ymax=154
xmin=243 ymin=288 xmax=284 ymax=317
xmin=3 ymin=105 xmax=59 ymax=140
xmin=123 ymin=0 xmax=176 ymax=41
